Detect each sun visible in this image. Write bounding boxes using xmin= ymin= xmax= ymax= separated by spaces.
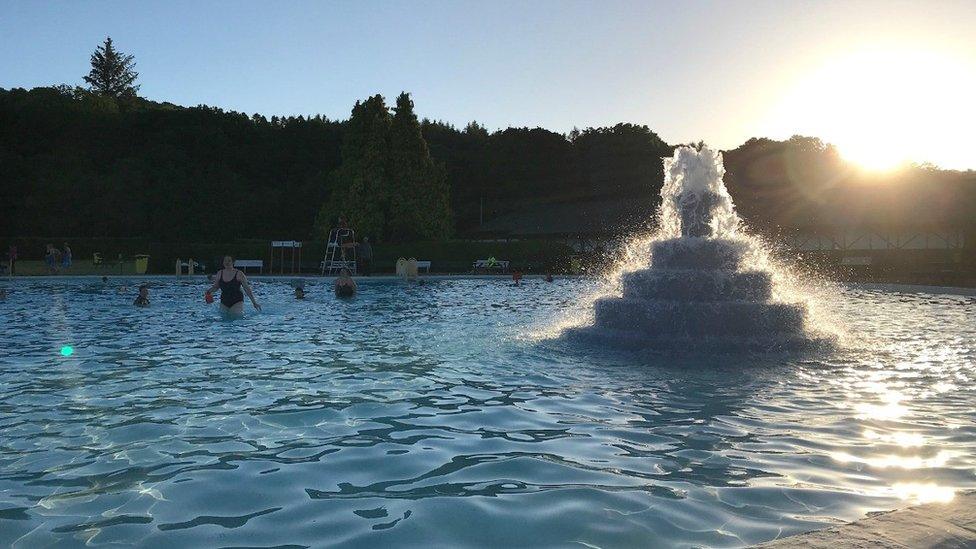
xmin=761 ymin=47 xmax=976 ymax=171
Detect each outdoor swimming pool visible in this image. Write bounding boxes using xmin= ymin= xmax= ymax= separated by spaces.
xmin=1 ymin=277 xmax=974 ymax=547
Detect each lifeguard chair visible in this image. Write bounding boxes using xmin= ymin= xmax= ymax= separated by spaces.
xmin=320 ymin=228 xmax=357 ymax=275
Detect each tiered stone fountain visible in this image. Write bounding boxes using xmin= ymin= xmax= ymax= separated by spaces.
xmin=567 ymin=145 xmax=827 ymax=351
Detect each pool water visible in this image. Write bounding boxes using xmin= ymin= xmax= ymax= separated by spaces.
xmin=1 ymin=278 xmax=974 ymax=547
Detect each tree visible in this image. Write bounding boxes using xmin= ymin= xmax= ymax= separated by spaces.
xmin=316 ymin=95 xmax=393 ymax=241
xmin=389 ymin=92 xmax=452 ymax=240
xmin=571 ymin=123 xmax=672 ymax=198
xmin=317 ymin=93 xmax=453 ymax=242
xmin=84 ymin=37 xmax=140 ymax=99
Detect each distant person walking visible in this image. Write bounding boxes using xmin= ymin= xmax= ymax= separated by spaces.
xmin=357 ymin=237 xmax=373 ymax=276
xmin=6 ymin=245 xmax=15 ymax=276
xmin=44 ymin=244 xmax=58 ymax=274
xmin=62 ymin=242 xmax=72 ymax=270
xmin=206 ymin=256 xmax=262 ymax=316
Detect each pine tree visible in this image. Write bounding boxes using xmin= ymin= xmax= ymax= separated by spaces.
xmin=316 ymin=93 xmax=453 ymax=242
xmin=84 ymin=37 xmax=140 ymax=98
xmin=389 ymin=92 xmax=452 ymax=240
xmin=316 ymin=95 xmax=392 ymax=241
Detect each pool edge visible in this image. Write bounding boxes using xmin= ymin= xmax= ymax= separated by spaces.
xmin=755 ymin=490 xmax=976 ymax=548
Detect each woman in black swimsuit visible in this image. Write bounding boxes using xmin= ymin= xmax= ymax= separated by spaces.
xmin=206 ymin=256 xmax=262 ymax=316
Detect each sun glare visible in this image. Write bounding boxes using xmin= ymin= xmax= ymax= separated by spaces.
xmin=762 ymin=48 xmax=976 ymax=171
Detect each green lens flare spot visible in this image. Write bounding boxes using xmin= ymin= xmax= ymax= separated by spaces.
xmin=60 ymin=346 xmax=74 ymax=357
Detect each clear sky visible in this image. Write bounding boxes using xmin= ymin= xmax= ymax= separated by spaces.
xmin=2 ymin=0 xmax=974 ymax=168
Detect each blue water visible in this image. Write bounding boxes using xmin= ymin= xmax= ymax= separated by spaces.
xmin=1 ymin=277 xmax=974 ymax=547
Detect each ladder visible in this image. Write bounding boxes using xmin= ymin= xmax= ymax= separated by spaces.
xmin=321 ymin=228 xmax=357 ymax=275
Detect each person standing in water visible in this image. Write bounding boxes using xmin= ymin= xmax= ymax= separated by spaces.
xmin=206 ymin=256 xmax=262 ymax=315
xmin=134 ymin=284 xmax=150 ymax=307
xmin=334 ymin=268 xmax=357 ymax=297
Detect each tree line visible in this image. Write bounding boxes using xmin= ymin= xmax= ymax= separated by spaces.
xmin=2 ymin=37 xmax=973 ymax=245
xmin=723 ymin=136 xmax=976 ymax=234
xmin=0 ymin=82 xmax=677 ymax=241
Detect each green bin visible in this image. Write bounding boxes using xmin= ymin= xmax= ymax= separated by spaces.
xmin=134 ymin=254 xmax=150 ymax=274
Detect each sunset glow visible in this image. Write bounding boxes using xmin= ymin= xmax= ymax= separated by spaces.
xmin=763 ymin=48 xmax=976 ymax=171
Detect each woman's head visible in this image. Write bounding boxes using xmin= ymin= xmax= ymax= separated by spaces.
xmin=223 ymin=256 xmax=234 ymax=269
xmin=138 ymin=284 xmax=149 ymax=296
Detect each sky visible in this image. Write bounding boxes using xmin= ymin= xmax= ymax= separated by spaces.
xmin=1 ymin=0 xmax=975 ymax=169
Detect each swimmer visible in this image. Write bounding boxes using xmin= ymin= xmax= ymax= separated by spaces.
xmin=512 ymin=270 xmax=523 ymax=286
xmin=133 ymin=284 xmax=150 ymax=307
xmin=334 ymin=268 xmax=356 ymax=297
xmin=545 ymin=272 xmax=554 ymax=283
xmin=101 ymin=276 xmax=108 ymax=284
xmin=294 ymin=286 xmax=306 ymax=299
xmin=0 ymin=288 xmax=7 ymax=300
xmin=206 ymin=256 xmax=262 ymax=315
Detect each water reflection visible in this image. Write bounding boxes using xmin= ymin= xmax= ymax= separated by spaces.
xmin=891 ymin=483 xmax=955 ymax=504
xmin=862 ymin=430 xmax=925 ymax=447
xmin=0 ymin=280 xmax=973 ymax=547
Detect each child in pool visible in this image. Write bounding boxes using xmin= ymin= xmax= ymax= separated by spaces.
xmin=134 ymin=284 xmax=149 ymax=307
xmin=295 ymin=286 xmax=306 ymax=299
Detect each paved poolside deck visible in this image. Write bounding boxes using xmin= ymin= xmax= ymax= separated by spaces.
xmin=758 ymin=491 xmax=976 ymax=548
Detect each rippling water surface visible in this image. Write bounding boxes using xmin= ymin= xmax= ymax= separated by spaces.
xmin=1 ymin=277 xmax=974 ymax=548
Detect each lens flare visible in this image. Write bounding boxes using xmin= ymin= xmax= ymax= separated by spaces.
xmin=60 ymin=346 xmax=74 ymax=357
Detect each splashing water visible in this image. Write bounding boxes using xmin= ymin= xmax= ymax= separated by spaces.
xmin=561 ymin=145 xmax=838 ymax=351
xmin=659 ymin=146 xmax=739 ymax=239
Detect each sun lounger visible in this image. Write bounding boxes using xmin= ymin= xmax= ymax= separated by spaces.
xmin=234 ymin=259 xmax=264 ymax=273
xmin=472 ymin=259 xmax=509 ymax=273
